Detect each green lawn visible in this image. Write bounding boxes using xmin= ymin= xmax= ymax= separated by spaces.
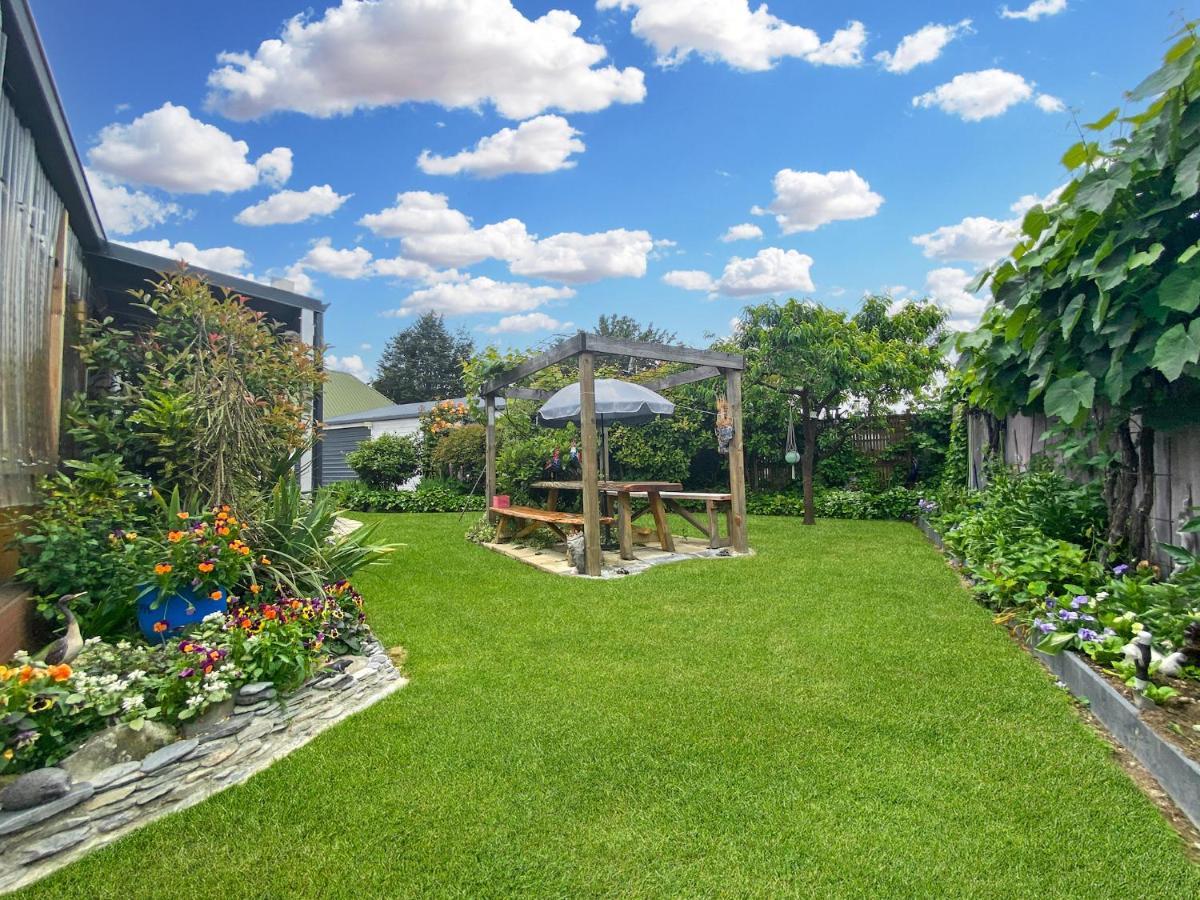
xmin=19 ymin=515 xmax=1199 ymax=898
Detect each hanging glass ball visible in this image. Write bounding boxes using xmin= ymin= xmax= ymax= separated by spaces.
xmin=785 ymin=450 xmax=801 ymax=464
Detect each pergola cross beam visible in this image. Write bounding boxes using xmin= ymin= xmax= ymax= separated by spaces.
xmin=481 ymin=332 xmax=748 ymax=575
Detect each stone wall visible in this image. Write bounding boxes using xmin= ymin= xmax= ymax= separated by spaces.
xmin=0 ymin=638 xmax=406 ymax=893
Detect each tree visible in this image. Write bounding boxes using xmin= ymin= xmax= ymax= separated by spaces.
xmin=373 ymin=312 xmax=473 ymax=403
xmin=596 ymin=314 xmax=678 ymax=374
xmin=954 ymin=27 xmax=1200 ymax=559
xmin=737 ymin=296 xmax=946 ymax=524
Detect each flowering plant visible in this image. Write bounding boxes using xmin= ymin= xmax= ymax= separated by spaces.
xmin=419 ymin=399 xmax=471 ymax=437
xmin=144 ymin=504 xmax=253 ymax=608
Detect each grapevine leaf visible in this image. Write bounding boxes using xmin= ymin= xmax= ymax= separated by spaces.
xmin=1044 ymin=372 xmax=1096 ymax=423
xmin=1151 ymin=323 xmax=1200 ymax=381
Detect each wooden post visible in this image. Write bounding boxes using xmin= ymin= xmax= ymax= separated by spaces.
xmin=617 ymin=493 xmax=634 ymax=560
xmin=485 ymin=393 xmax=497 ymax=522
xmin=46 ymin=213 xmax=69 ymax=458
xmin=578 ymin=351 xmax=603 ymax=575
xmin=725 ymin=368 xmax=749 ymax=553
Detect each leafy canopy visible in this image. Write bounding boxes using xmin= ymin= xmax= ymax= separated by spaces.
xmin=373 ymin=311 xmax=474 ymax=404
xmin=954 ymin=25 xmax=1200 ymax=430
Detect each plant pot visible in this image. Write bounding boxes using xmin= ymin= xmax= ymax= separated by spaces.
xmin=137 ymin=585 xmax=228 ymax=641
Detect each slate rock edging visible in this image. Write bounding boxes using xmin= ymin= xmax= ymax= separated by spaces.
xmin=0 ymin=636 xmax=406 ymax=894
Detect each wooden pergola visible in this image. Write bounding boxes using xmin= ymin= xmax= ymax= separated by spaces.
xmin=480 ymin=332 xmax=748 ymax=576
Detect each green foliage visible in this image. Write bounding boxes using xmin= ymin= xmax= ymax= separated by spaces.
xmin=935 ymin=465 xmax=1107 ymax=608
xmin=373 ymin=311 xmax=473 ymax=404
xmin=747 ymin=487 xmax=919 ymax=520
xmin=739 ymin=296 xmax=946 ymax=522
xmin=431 ymin=423 xmax=486 ymax=482
xmin=464 ymin=513 xmax=498 ymax=544
xmin=13 ymin=456 xmax=153 ymax=639
xmin=813 ymin=423 xmax=874 ymax=488
xmin=68 ymin=271 xmax=323 ymax=505
xmin=323 ymin=480 xmax=486 ymax=513
xmin=496 ymin=430 xmax=570 ymax=504
xmin=955 ymin=28 xmax=1200 ymax=432
xmin=346 ymin=433 xmax=421 ymax=489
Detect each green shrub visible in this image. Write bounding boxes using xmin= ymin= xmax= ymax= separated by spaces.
xmin=346 ymin=434 xmax=421 ymax=489
xmin=497 ymin=431 xmax=566 ymax=505
xmin=323 ymin=480 xmax=486 ymax=513
xmin=431 ymin=423 xmax=486 ymax=482
xmin=747 ymin=487 xmax=919 ymax=520
xmin=13 ymin=456 xmax=153 ymax=639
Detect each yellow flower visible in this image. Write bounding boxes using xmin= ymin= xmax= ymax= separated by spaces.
xmin=1131 ymin=622 xmax=1144 ymax=634
xmin=125 ymin=532 xmax=138 ymax=541
xmin=0 ymin=666 xmax=12 ymax=681
xmin=3 ymin=749 xmax=12 ymax=761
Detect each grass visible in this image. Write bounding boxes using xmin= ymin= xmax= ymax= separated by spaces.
xmin=19 ymin=514 xmax=1200 ymax=898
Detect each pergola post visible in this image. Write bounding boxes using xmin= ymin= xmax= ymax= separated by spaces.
xmin=578 ymin=351 xmax=603 ymax=575
xmin=484 ymin=392 xmax=497 ymax=523
xmin=725 ymin=368 xmax=749 ymax=553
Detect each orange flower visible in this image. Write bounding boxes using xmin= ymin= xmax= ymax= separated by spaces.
xmin=209 ymin=590 xmax=223 ymax=601
xmin=153 ymin=620 xmax=169 ymax=634
xmin=177 ymin=511 xmax=190 ymax=520
xmin=154 ymin=563 xmax=173 ymax=576
xmin=239 ymin=617 xmax=252 ymax=629
xmin=46 ymin=664 xmax=72 ymax=683
xmin=249 ymin=583 xmax=261 ymax=594
xmin=238 ymin=546 xmax=250 ymax=556
xmin=260 ymin=556 xmax=272 ymax=566
xmin=17 ymin=665 xmax=36 ymax=683
xmin=167 ymin=531 xmax=184 ymax=543
xmin=217 ymin=526 xmax=231 ymax=537
xmin=221 ymin=504 xmax=231 ymax=513
xmin=264 ymin=607 xmax=278 ymax=620
xmin=198 ymin=562 xmax=215 ymax=573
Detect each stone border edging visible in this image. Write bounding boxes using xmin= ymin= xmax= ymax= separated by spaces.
xmin=913 ymin=517 xmax=1200 ymax=832
xmin=0 ymin=639 xmax=407 ymax=894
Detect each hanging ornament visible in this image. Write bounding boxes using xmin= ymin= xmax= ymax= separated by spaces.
xmin=715 ymin=395 xmax=733 ymax=455
xmin=784 ymin=404 xmax=800 ymax=473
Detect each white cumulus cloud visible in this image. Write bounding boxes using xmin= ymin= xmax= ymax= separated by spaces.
xmin=295 ymin=238 xmax=374 ymax=279
xmin=359 ymin=192 xmax=653 ymax=282
xmin=122 ymin=239 xmax=250 ymax=276
xmin=1001 ymin=1 xmax=1068 ymax=22
xmin=598 ymin=1 xmax=864 ymax=71
xmin=86 ymin=169 xmax=181 ymax=236
xmin=664 ymin=247 xmax=814 ymax=298
xmin=206 ymin=0 xmax=645 ymax=121
xmin=88 ymin=103 xmax=291 ymax=193
xmin=234 ymin=185 xmax=350 ymax=226
xmin=752 ymin=169 xmax=883 ymax=234
xmin=720 ymin=223 xmax=763 ymax=242
xmin=924 ymin=267 xmax=986 ymax=330
xmin=418 ymin=115 xmax=585 ymax=177
xmin=483 ymin=312 xmax=574 ymax=333
xmin=912 ymin=69 xmax=1061 ymax=121
xmin=912 ymin=216 xmax=1021 ymax=264
xmin=875 ymin=20 xmax=972 ymax=74
xmin=388 ymin=276 xmax=574 ymax=316
xmin=325 ymin=353 xmax=372 ymax=382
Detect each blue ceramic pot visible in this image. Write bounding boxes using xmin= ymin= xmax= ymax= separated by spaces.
xmin=137 ymin=584 xmax=228 ymax=641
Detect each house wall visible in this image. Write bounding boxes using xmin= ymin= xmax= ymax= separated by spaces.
xmin=321 ymin=426 xmax=371 ymax=483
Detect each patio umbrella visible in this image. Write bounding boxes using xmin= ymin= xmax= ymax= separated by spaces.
xmin=536 ymin=379 xmax=675 ymax=428
xmin=537 ymin=379 xmax=674 ymax=483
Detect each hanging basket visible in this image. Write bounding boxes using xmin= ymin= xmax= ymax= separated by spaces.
xmin=784 ymin=406 xmax=800 ymax=468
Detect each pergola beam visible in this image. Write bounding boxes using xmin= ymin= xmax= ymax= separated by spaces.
xmin=501 ymin=387 xmax=554 ymax=402
xmin=640 ymin=365 xmax=721 ymax=393
xmin=481 ymin=333 xmax=585 ymax=394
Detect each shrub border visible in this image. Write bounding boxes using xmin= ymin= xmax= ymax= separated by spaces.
xmin=915 ymin=517 xmax=1200 ymax=832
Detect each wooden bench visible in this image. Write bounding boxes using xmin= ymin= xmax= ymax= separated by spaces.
xmin=602 ymin=490 xmax=733 ymax=550
xmin=490 ymin=505 xmax=613 ymax=544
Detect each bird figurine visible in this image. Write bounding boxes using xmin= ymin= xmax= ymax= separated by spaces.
xmin=43 ymin=593 xmax=87 ymax=666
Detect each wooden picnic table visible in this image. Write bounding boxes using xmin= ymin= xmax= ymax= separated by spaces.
xmin=531 ymin=480 xmax=682 ymax=558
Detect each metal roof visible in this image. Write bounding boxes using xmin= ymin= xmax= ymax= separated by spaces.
xmin=325 ymin=397 xmax=502 ymax=427
xmin=323 ymin=370 xmax=394 ymax=419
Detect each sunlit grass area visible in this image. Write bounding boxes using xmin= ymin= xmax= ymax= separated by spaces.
xmin=20 ymin=514 xmax=1199 ymax=898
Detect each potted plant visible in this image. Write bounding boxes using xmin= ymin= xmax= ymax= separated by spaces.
xmin=138 ymin=505 xmax=253 ymax=640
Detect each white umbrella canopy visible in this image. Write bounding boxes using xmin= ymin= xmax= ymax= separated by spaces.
xmin=536 ymin=379 xmax=675 ymax=428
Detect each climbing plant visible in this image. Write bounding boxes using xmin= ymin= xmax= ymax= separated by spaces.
xmin=953 ymin=24 xmax=1200 ymax=559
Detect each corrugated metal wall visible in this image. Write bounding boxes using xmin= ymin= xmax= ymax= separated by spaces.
xmin=321 ymin=426 xmax=370 ymax=483
xmin=0 ymin=33 xmax=92 ymax=508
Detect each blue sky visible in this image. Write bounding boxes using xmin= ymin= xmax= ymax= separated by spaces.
xmin=32 ymin=0 xmax=1198 ymax=381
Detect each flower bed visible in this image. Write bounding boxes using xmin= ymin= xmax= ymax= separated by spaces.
xmin=915 ymin=512 xmax=1200 ymax=830
xmin=0 ymin=633 xmax=405 ymax=893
